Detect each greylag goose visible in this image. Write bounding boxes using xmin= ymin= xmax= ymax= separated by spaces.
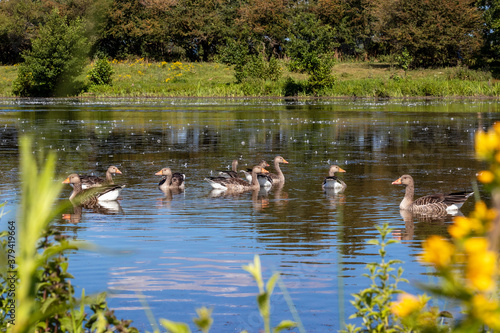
xmin=79 ymin=165 xmax=122 ymax=189
xmin=242 ymin=160 xmax=270 ymax=182
xmin=258 ymin=156 xmax=288 ymax=187
xmin=205 ymin=166 xmax=269 ymax=191
xmin=392 ymin=174 xmax=473 ymax=214
xmin=155 ymin=167 xmax=185 ymax=190
xmin=322 ymin=165 xmax=347 ymax=192
xmin=218 ymin=160 xmax=239 ymax=178
xmin=63 ymin=173 xmax=125 ymax=204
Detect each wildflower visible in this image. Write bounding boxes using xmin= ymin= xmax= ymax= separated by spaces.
xmin=475 ymin=127 xmax=500 ymax=161
xmin=391 ymin=293 xmax=423 ymax=317
xmin=464 ymin=238 xmax=497 ymax=292
xmin=420 ymin=236 xmax=454 ymax=269
xmin=472 ymin=294 xmax=500 ymax=330
xmin=165 ymin=78 xmax=171 ymax=82
xmin=477 ymin=170 xmax=494 ymax=184
xmin=449 ymin=216 xmax=476 ymax=239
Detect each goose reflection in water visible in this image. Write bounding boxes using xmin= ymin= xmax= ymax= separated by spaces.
xmin=62 ymin=200 xmax=123 ymax=224
xmin=323 ymin=188 xmax=346 ymax=209
xmin=392 ymin=209 xmax=458 ymax=241
xmin=157 ymin=187 xmax=185 ymax=208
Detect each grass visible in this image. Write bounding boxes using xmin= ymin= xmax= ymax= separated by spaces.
xmin=0 ymin=59 xmax=499 ymax=98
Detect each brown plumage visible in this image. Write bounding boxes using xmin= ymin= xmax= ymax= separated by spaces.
xmin=79 ymin=165 xmax=122 ymax=189
xmin=242 ymin=160 xmax=270 ymax=182
xmin=392 ymin=174 xmax=473 ymax=215
xmin=218 ymin=160 xmax=239 ymax=178
xmin=206 ymin=166 xmax=269 ymax=191
xmin=155 ymin=167 xmax=185 ymax=190
xmin=63 ymin=173 xmax=125 ymax=206
xmin=258 ymin=156 xmax=288 ymax=187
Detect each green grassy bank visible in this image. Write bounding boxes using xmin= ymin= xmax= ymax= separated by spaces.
xmin=1 ymin=60 xmax=499 ymax=98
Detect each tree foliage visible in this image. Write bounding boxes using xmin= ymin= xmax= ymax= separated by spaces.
xmin=12 ymin=10 xmax=88 ymax=97
xmin=370 ymin=0 xmax=484 ymax=67
xmin=0 ymin=0 xmax=498 ymax=73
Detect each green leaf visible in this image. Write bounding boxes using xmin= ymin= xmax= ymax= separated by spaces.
xmin=160 ymin=319 xmax=192 ymax=333
xmin=273 ymin=320 xmax=297 ymax=333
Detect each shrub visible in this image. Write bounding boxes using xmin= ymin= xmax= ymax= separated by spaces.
xmin=12 ymin=10 xmax=88 ymax=97
xmin=234 ymin=55 xmax=282 ymax=83
xmin=88 ymin=56 xmax=114 ymax=86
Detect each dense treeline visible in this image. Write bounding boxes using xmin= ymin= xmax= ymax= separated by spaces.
xmin=0 ymin=0 xmax=499 ymax=69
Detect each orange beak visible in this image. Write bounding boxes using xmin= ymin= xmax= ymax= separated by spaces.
xmin=392 ymin=178 xmax=402 ymax=185
xmin=62 ymin=214 xmax=71 ymax=220
xmin=338 ymin=167 xmax=346 ymax=173
xmin=155 ymin=170 xmax=163 ymax=176
xmin=261 ymin=168 xmax=269 ymax=174
xmin=283 ymin=159 xmax=289 ymax=164
xmin=115 ymin=168 xmax=122 ymax=174
xmin=62 ymin=177 xmax=70 ymax=184
xmin=265 ymin=162 xmax=270 ymax=166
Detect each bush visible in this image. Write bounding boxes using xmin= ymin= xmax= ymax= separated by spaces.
xmin=88 ymin=56 xmax=114 ymax=86
xmin=12 ymin=10 xmax=88 ymax=97
xmin=234 ymin=55 xmax=282 ymax=83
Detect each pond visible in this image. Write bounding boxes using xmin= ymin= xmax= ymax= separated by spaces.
xmin=1 ymin=98 xmax=499 ymax=332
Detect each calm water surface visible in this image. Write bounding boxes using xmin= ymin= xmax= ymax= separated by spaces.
xmin=1 ymin=99 xmax=499 ymax=332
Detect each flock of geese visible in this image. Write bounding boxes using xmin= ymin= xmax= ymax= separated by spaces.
xmin=62 ymin=155 xmax=474 ymax=215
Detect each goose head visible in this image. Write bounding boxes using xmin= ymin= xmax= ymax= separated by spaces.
xmin=155 ymin=167 xmax=172 ymax=177
xmin=62 ymin=173 xmax=82 ymax=185
xmin=392 ymin=175 xmax=413 ymax=186
xmin=108 ymin=166 xmax=122 ymax=174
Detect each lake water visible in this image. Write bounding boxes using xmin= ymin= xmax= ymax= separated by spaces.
xmin=0 ymin=98 xmax=499 ymax=332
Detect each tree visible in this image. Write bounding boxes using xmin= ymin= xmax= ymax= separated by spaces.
xmin=286 ymin=11 xmax=337 ymax=90
xmin=0 ymin=0 xmax=46 ymax=64
xmin=370 ymin=0 xmax=484 ymax=67
xmin=313 ymin=0 xmax=376 ymax=59
xmin=13 ymin=10 xmax=89 ymax=97
xmin=236 ymin=0 xmax=290 ymax=57
xmin=478 ymin=0 xmax=500 ymax=68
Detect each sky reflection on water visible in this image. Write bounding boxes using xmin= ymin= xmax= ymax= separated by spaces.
xmin=0 ymin=99 xmax=498 ymax=331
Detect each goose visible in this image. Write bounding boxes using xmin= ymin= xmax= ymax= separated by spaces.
xmin=218 ymin=160 xmax=239 ymax=178
xmin=258 ymin=156 xmax=288 ymax=187
xmin=79 ymin=165 xmax=122 ymax=189
xmin=63 ymin=173 xmax=125 ymax=205
xmin=155 ymin=167 xmax=185 ymax=190
xmin=205 ymin=166 xmax=269 ymax=191
xmin=392 ymin=174 xmax=473 ymax=215
xmin=322 ymin=165 xmax=347 ymax=192
xmin=242 ymin=160 xmax=270 ymax=182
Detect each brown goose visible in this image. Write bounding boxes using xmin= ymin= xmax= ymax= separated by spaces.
xmin=218 ymin=160 xmax=239 ymax=178
xmin=155 ymin=167 xmax=185 ymax=190
xmin=258 ymin=156 xmax=288 ymax=187
xmin=242 ymin=160 xmax=270 ymax=182
xmin=63 ymin=173 xmax=125 ymax=205
xmin=322 ymin=165 xmax=347 ymax=192
xmin=205 ymin=166 xmax=269 ymax=191
xmin=79 ymin=165 xmax=122 ymax=189
xmin=392 ymin=174 xmax=473 ymax=214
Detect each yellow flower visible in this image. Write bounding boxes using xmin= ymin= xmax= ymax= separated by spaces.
xmin=165 ymin=78 xmax=171 ymax=82
xmin=420 ymin=236 xmax=454 ymax=269
xmin=449 ymin=216 xmax=474 ymax=239
xmin=465 ymin=238 xmax=497 ymax=292
xmin=391 ymin=293 xmax=423 ymax=317
xmin=472 ymin=294 xmax=500 ymax=329
xmin=476 ymin=127 xmax=500 ymax=161
xmin=477 ymin=170 xmax=495 ymax=184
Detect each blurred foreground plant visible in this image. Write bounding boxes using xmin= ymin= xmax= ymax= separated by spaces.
xmin=343 ymin=223 xmax=407 ymax=333
xmin=0 ymin=137 xmax=138 ymax=332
